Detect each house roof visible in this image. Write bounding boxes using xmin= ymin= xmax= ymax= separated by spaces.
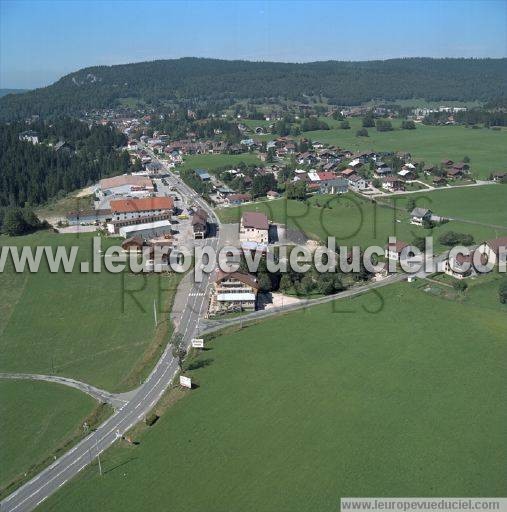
xmin=99 ymin=174 xmax=153 ymax=190
xmin=215 ymin=270 xmax=259 ymax=290
xmin=191 ymin=208 xmax=208 ymax=225
xmin=486 ymin=236 xmax=507 ymax=255
xmin=410 ymin=207 xmax=431 ymax=217
xmin=317 ymin=172 xmax=336 ymax=181
xmin=242 ymin=211 xmax=269 ymax=230
xmin=228 ymin=193 xmax=251 ymax=202
xmin=110 ymin=196 xmax=174 ymax=213
xmin=386 ymin=240 xmax=409 ymax=252
xmin=340 ymin=168 xmax=356 ymax=177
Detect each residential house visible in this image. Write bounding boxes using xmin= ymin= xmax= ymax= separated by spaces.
xmin=385 ymin=240 xmax=410 ymax=261
xmin=410 ymin=208 xmax=432 ymax=226
xmin=239 ymin=212 xmax=269 ymax=244
xmin=224 ymin=193 xmax=252 ymax=205
xmin=492 ymin=172 xmax=507 ymax=182
xmin=18 ymin=130 xmax=39 ymax=144
xmin=340 ymin=168 xmax=357 ymax=179
xmin=209 ymin=270 xmax=260 ymax=315
xmin=348 ymin=174 xmax=368 ymax=191
xmin=192 ymin=208 xmax=208 ymax=239
xmin=444 ymin=251 xmax=476 ymax=279
xmin=476 ymin=236 xmax=507 ymax=267
xmin=195 ymin=168 xmax=211 ymax=181
xmin=267 ymin=190 xmax=280 ymax=200
xmin=317 ymin=174 xmax=348 ymax=194
xmin=381 ymin=176 xmax=404 ymax=192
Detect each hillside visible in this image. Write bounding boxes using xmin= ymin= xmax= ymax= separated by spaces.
xmin=1 ymin=57 xmax=506 ymax=120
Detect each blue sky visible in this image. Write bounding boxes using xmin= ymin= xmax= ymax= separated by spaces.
xmin=1 ymin=0 xmax=506 ymax=89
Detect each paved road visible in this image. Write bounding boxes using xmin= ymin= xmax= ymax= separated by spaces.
xmin=0 ymin=373 xmax=129 ymax=409
xmin=0 ymin=156 xmax=221 ymax=512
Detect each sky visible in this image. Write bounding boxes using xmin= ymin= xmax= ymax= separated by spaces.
xmin=1 ymin=0 xmax=506 ymax=89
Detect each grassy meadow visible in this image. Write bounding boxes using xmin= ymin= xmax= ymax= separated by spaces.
xmin=0 ymin=380 xmax=97 ymax=493
xmin=383 ymin=185 xmax=507 ymax=228
xmin=0 ymin=231 xmax=181 ymax=391
xmin=179 ymin=152 xmax=262 ymax=172
xmin=216 ymin=193 xmax=507 ymax=250
xmin=40 ymin=283 xmax=507 ymax=511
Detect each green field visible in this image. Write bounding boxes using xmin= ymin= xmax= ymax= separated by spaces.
xmin=180 ymin=152 xmax=262 ymax=172
xmin=275 ymin=118 xmax=507 ymax=180
xmin=384 ymin=185 xmax=507 ymax=228
xmin=0 ymin=380 xmax=96 ymax=491
xmin=216 ymin=193 xmax=507 ymax=250
xmin=40 ymin=283 xmax=507 ymax=511
xmin=0 ymin=231 xmax=181 ymax=391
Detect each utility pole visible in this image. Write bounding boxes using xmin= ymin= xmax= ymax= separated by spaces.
xmin=153 ymin=299 xmax=158 ymax=328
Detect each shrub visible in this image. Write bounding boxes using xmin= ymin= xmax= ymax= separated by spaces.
xmin=453 ymin=280 xmax=468 ymax=293
xmin=145 ymin=413 xmax=159 ymax=426
xmin=438 ymin=231 xmax=474 ymax=246
xmin=499 ymin=279 xmax=507 ymax=304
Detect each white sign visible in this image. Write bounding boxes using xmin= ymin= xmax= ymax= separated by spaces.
xmin=179 ymin=375 xmax=192 ymax=389
xmin=191 ymin=338 xmax=204 ymax=349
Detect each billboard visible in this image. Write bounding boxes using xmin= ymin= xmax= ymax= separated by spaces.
xmin=179 ymin=375 xmax=192 ymax=389
xmin=191 ymin=338 xmax=204 ymax=348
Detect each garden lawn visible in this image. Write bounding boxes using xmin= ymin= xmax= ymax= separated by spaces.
xmin=0 ymin=231 xmax=181 ymax=391
xmin=215 ymin=194 xmax=507 ymax=250
xmin=40 ymin=283 xmax=507 ymax=512
xmin=0 ymin=380 xmax=96 ymax=492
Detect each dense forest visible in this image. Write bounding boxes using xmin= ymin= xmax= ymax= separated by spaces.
xmin=1 ymin=58 xmax=506 ymax=120
xmin=0 ymin=118 xmax=129 ymax=209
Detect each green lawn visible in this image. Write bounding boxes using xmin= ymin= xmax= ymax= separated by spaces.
xmin=40 ymin=283 xmax=507 ymax=511
xmin=0 ymin=231 xmax=181 ymax=391
xmin=291 ymin=118 xmax=507 ymax=179
xmin=216 ymin=194 xmax=507 ymax=250
xmin=180 ymin=152 xmax=262 ymax=172
xmin=383 ymin=185 xmax=507 ymax=228
xmin=0 ymin=380 xmax=96 ymax=492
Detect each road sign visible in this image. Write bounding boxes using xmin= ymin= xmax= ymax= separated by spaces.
xmin=191 ymin=338 xmax=204 ymax=349
xmin=179 ymin=375 xmax=192 ymax=389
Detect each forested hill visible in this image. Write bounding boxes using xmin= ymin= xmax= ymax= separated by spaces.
xmin=1 ymin=57 xmax=506 ymax=120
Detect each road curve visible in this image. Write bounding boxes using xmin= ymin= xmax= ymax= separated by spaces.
xmin=0 ymin=373 xmax=128 ymax=409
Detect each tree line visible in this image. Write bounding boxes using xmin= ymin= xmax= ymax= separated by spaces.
xmin=1 ymin=57 xmax=506 ymax=120
xmin=0 ymin=118 xmax=130 ymax=233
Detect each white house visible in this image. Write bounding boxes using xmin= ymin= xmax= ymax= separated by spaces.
xmin=444 ymin=252 xmax=477 ymax=279
xmin=385 ymin=240 xmax=410 ymax=261
xmin=348 ymin=174 xmax=368 ymax=191
xmin=410 ymin=208 xmax=432 ymax=226
xmin=239 ymin=212 xmax=269 ymax=244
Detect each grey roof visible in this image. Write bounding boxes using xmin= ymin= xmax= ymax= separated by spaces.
xmin=410 ymin=207 xmax=432 ymax=217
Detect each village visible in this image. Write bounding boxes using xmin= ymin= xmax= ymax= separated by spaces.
xmin=52 ymin=113 xmax=507 ymax=320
